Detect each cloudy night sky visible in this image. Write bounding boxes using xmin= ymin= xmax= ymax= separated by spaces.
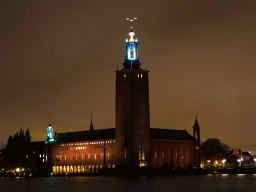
xmin=1 ymin=0 xmax=256 ymax=153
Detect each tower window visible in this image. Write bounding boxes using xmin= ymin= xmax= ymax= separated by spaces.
xmin=124 ymin=74 xmax=126 ymax=77
xmin=140 ymin=74 xmax=142 ymax=78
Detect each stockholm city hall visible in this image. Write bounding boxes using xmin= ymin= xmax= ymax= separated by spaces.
xmin=43 ymin=21 xmax=201 ymax=174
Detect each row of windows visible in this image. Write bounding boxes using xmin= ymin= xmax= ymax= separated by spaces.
xmin=155 ymin=150 xmax=192 ymax=160
xmin=59 ymin=144 xmax=115 ymax=151
xmin=123 ymin=73 xmax=143 ymax=78
xmin=60 ymin=140 xmax=115 ymax=147
xmin=55 ymin=152 xmax=112 ymax=161
xmin=52 ymin=164 xmax=115 ymax=174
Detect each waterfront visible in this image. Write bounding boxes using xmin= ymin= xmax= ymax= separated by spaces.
xmin=1 ymin=174 xmax=256 ymax=192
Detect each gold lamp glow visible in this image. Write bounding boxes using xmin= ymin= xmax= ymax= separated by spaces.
xmin=129 ymin=30 xmax=135 ymax=42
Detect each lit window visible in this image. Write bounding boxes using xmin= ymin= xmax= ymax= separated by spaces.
xmin=82 ymin=154 xmax=84 ymax=161
xmin=26 ymin=155 xmax=28 ymax=158
xmin=138 ymin=73 xmax=139 ymax=77
xmin=46 ymin=155 xmax=47 ymax=162
xmin=65 ymin=155 xmax=66 ymax=161
xmin=124 ymin=74 xmax=126 ymax=77
xmin=141 ymin=74 xmax=142 ymax=78
xmin=43 ymin=159 xmax=44 ymax=162
xmin=88 ymin=154 xmax=90 ymax=159
xmin=95 ymin=154 xmax=96 ymax=160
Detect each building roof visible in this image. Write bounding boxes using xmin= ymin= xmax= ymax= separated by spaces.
xmin=150 ymin=128 xmax=195 ymax=141
xmin=54 ymin=128 xmax=116 ymax=143
xmin=53 ymin=128 xmax=195 ymax=143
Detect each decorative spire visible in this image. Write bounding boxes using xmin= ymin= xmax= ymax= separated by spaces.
xmin=193 ymin=110 xmax=200 ymax=127
xmin=90 ymin=112 xmax=94 ymax=131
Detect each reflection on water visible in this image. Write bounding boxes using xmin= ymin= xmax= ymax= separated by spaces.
xmin=1 ymin=174 xmax=256 ymax=192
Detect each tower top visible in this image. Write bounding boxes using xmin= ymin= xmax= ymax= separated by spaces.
xmin=126 ymin=17 xmax=138 ymax=42
xmin=193 ymin=113 xmax=200 ymax=128
xmin=123 ymin=17 xmax=141 ymax=69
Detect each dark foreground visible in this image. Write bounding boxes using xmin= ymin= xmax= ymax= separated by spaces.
xmin=2 ymin=167 xmax=256 ymax=178
xmin=1 ymin=174 xmax=256 ymax=192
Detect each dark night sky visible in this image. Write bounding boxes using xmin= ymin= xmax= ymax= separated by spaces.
xmin=1 ymin=0 xmax=256 ymax=153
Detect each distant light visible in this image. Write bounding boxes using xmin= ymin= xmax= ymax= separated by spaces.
xmin=134 ymin=17 xmax=137 ymax=20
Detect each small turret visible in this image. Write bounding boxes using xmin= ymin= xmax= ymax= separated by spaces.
xmin=193 ymin=114 xmax=200 ymax=142
xmin=45 ymin=114 xmax=54 ymax=144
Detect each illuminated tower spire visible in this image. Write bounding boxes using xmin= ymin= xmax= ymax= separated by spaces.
xmin=123 ymin=17 xmax=141 ymax=69
xmin=46 ymin=114 xmax=54 ymax=144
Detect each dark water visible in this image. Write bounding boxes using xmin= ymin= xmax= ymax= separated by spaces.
xmin=1 ymin=174 xmax=256 ymax=192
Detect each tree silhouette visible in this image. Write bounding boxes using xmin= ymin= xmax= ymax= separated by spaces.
xmin=4 ymin=128 xmax=32 ymax=167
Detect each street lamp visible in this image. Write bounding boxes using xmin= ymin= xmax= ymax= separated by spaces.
xmin=207 ymin=160 xmax=210 ymax=167
xmin=237 ymin=159 xmax=243 ymax=167
xmin=222 ymin=159 xmax=226 ymax=167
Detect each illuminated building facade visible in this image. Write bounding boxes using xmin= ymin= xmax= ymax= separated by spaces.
xmin=43 ymin=22 xmax=200 ymax=174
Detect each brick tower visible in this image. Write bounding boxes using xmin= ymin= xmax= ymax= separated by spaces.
xmin=115 ymin=20 xmax=150 ymax=168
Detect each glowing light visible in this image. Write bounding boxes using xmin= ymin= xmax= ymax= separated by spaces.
xmin=129 ymin=31 xmax=135 ymax=41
